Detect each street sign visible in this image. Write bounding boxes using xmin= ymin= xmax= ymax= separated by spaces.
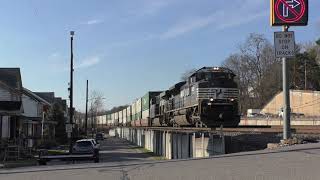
xmin=66 ymin=123 xmax=73 ymax=133
xmin=274 ymin=31 xmax=295 ymax=58
xmin=270 ymin=0 xmax=308 ymax=26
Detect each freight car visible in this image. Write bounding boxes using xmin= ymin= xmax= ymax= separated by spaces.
xmin=105 ymin=67 xmax=240 ymax=128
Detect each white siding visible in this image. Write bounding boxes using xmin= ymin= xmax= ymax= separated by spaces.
xmin=0 ymin=87 xmax=11 ymax=101
xmin=22 ymin=94 xmax=41 ymax=117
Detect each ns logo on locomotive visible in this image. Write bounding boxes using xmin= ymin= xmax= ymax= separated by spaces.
xmin=107 ymin=67 xmax=240 ymax=128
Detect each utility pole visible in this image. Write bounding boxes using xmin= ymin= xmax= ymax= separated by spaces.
xmin=304 ymin=59 xmax=307 ymax=90
xmin=91 ymin=101 xmax=94 ymax=138
xmin=282 ymin=25 xmax=291 ymax=140
xmin=85 ymin=80 xmax=88 ymax=137
xmin=69 ymin=31 xmax=75 ymax=153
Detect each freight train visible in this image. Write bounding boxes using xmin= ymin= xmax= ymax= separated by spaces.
xmin=98 ymin=67 xmax=240 ymax=128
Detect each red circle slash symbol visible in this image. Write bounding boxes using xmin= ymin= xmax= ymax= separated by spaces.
xmin=275 ymin=0 xmax=305 ymax=23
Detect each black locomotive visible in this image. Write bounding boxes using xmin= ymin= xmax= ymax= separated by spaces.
xmin=150 ymin=67 xmax=240 ymax=127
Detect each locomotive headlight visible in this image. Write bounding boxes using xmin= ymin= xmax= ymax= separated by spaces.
xmin=210 ymin=98 xmax=214 ymax=101
xmin=230 ymin=98 xmax=234 ymax=102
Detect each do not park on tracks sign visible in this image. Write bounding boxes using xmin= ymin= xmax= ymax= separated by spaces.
xmin=274 ymin=31 xmax=295 ymax=58
xmin=270 ymin=0 xmax=308 ymax=26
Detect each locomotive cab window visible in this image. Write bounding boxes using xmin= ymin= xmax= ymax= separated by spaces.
xmin=212 ymin=72 xmax=234 ymax=80
xmin=205 ymin=73 xmax=212 ymax=81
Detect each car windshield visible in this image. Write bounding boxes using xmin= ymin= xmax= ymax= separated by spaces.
xmin=76 ymin=141 xmax=92 ymax=147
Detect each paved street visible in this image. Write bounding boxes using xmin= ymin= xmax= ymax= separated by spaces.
xmin=98 ymin=136 xmax=154 ymax=163
xmin=43 ymin=136 xmax=154 ymax=166
xmin=1 ymin=142 xmax=320 ymax=180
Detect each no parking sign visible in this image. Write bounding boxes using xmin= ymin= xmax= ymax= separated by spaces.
xmin=270 ymin=0 xmax=308 ymax=26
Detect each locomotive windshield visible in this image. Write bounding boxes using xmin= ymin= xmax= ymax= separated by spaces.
xmin=196 ymin=72 xmax=234 ymax=81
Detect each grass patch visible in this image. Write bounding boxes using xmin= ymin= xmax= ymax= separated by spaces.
xmin=3 ymin=159 xmax=37 ymax=168
xmin=153 ymin=156 xmax=167 ymax=160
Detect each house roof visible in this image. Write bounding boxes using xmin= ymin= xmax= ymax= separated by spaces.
xmin=34 ymin=92 xmax=55 ymax=104
xmin=23 ymin=88 xmax=51 ymax=105
xmin=0 ymin=68 xmax=22 ymax=90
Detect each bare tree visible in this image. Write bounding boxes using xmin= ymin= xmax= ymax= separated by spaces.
xmin=305 ymin=40 xmax=320 ymax=65
xmin=223 ymin=33 xmax=279 ymax=114
xmin=89 ymin=90 xmax=105 ymax=130
xmin=223 ymin=34 xmax=320 ymax=114
xmin=90 ymin=90 xmax=105 ymax=114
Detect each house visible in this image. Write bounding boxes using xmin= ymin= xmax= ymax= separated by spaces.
xmin=54 ymin=97 xmax=68 ymax=119
xmin=21 ymin=88 xmax=52 ymax=148
xmin=34 ymin=93 xmax=68 ymax=141
xmin=0 ymin=68 xmax=23 ymax=141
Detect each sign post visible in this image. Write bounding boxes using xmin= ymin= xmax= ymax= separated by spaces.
xmin=270 ymin=0 xmax=308 ymax=140
xmin=281 ymin=26 xmax=291 ymax=140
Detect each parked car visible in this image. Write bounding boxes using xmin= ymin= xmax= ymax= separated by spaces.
xmin=73 ymin=139 xmax=100 ymax=154
xmin=95 ymin=133 xmax=104 ymax=141
xmin=90 ymin=139 xmax=100 ymax=150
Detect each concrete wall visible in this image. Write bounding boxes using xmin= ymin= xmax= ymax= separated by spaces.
xmin=261 ymin=90 xmax=320 ymax=117
xmin=112 ymin=127 xmax=225 ymax=160
xmin=193 ymin=133 xmax=225 ymax=157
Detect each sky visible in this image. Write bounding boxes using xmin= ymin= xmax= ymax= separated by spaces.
xmin=0 ymin=0 xmax=319 ymax=112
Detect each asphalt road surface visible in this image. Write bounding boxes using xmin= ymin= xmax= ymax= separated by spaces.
xmin=98 ymin=136 xmax=154 ymax=163
xmin=1 ymin=142 xmax=320 ymax=180
xmin=43 ymin=136 xmax=154 ymax=165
